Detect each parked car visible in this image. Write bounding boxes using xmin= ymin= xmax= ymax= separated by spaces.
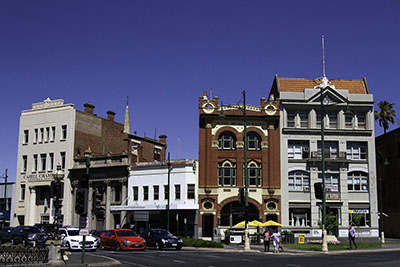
xmin=59 ymin=227 xmax=97 ymax=251
xmin=140 ymin=229 xmax=182 ymax=250
xmin=34 ymin=223 xmax=54 ymax=235
xmin=0 ymin=227 xmax=14 ymax=244
xmin=100 ymin=229 xmax=146 ymax=251
xmin=11 ymin=226 xmax=48 ymax=246
xmin=90 ymin=229 xmax=106 ymax=246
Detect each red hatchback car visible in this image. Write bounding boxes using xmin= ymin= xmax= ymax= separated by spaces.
xmin=100 ymin=229 xmax=146 ymax=251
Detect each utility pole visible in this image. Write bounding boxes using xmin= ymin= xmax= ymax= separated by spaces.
xmin=1 ymin=169 xmax=8 ymax=228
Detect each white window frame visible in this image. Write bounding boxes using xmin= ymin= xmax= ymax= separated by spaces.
xmin=288 ymin=170 xmax=310 ymax=191
xmin=347 ymin=171 xmax=368 ymax=191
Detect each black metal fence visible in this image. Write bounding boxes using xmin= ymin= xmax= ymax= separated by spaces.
xmin=0 ymin=247 xmax=49 ymax=265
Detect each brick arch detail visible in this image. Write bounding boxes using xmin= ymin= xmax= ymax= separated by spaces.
xmin=246 ymin=127 xmax=268 ymax=141
xmin=217 ymin=196 xmax=263 ymax=216
xmin=214 ymin=127 xmax=240 ymax=141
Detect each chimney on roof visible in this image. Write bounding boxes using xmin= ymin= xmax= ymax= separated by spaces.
xmin=106 ymin=110 xmax=116 ymax=121
xmin=159 ymin=135 xmax=167 ymax=145
xmin=84 ymin=102 xmax=95 ymax=114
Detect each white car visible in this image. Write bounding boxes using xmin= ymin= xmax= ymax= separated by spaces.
xmin=59 ymin=227 xmax=97 ymax=251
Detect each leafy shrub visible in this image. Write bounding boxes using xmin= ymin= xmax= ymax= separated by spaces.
xmin=182 ymin=238 xmax=224 ymax=248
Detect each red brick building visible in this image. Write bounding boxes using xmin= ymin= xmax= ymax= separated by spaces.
xmin=198 ymin=92 xmax=280 ymax=238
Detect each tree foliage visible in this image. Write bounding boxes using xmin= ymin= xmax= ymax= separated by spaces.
xmin=374 ymin=101 xmax=397 ymax=134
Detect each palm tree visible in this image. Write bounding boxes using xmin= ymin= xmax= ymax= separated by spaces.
xmin=374 ymin=101 xmax=397 ymax=134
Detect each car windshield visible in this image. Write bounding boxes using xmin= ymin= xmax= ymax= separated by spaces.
xmin=154 ymin=230 xmax=172 ymax=236
xmin=116 ymin=231 xmax=137 ymax=237
xmin=67 ymin=230 xmax=80 ymax=236
xmin=24 ymin=227 xmax=41 ymax=233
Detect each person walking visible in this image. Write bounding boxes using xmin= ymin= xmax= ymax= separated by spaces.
xmin=348 ymin=224 xmax=358 ymax=249
xmin=263 ymin=228 xmax=271 ymax=252
xmin=272 ymin=229 xmax=281 ymax=253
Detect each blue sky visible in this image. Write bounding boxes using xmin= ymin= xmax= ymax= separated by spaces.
xmin=1 ymin=0 xmax=399 ymax=181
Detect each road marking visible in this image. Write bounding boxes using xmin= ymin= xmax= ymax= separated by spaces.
xmin=128 ymin=263 xmax=148 ymax=267
xmin=173 ymin=260 xmax=186 ymax=264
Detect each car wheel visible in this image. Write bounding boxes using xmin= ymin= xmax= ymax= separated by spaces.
xmin=115 ymin=242 xmax=121 ymax=251
xmin=155 ymin=242 xmax=162 ymax=250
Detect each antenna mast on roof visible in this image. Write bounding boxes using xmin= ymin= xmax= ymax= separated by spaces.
xmin=322 ymin=35 xmax=326 ymax=78
xmin=210 ymin=88 xmax=213 ymax=99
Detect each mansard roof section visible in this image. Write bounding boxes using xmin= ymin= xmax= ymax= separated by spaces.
xmin=277 ymin=77 xmax=369 ymax=95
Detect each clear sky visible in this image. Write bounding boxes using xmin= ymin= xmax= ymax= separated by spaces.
xmin=1 ymin=0 xmax=399 ymax=181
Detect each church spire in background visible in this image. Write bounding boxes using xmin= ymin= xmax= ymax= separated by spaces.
xmin=123 ymin=96 xmax=131 ymax=134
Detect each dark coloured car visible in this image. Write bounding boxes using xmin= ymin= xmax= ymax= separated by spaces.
xmin=34 ymin=223 xmax=54 ymax=235
xmin=0 ymin=227 xmax=14 ymax=244
xmin=100 ymin=229 xmax=146 ymax=251
xmin=140 ymin=229 xmax=182 ymax=250
xmin=11 ymin=226 xmax=48 ymax=246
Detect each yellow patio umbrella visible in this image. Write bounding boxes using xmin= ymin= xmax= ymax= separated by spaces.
xmin=233 ymin=220 xmax=263 ymax=228
xmin=260 ymin=220 xmax=282 ymax=227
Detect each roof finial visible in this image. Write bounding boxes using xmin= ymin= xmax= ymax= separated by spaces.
xmin=322 ymin=34 xmax=326 ymax=78
xmin=123 ymin=96 xmax=131 ymax=134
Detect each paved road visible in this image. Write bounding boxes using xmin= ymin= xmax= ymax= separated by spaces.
xmin=87 ymin=248 xmax=400 ymax=267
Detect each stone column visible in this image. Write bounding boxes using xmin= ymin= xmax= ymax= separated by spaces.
xmin=29 ymin=186 xmax=36 ymax=225
xmin=105 ymin=183 xmax=111 ymax=229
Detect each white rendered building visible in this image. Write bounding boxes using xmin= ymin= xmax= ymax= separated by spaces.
xmin=13 ymin=98 xmax=76 ymax=226
xmin=269 ymin=75 xmax=379 ymax=240
xmin=111 ymin=159 xmax=199 ymax=237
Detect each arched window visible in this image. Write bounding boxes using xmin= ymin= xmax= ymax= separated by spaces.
xmin=218 ymin=131 xmax=236 ymax=150
xmin=288 ymin=171 xmax=310 ymax=191
xmin=218 ymin=161 xmax=236 ymax=186
xmin=347 ymin=171 xmax=368 ymax=191
xmin=247 ymin=132 xmax=261 ymax=150
xmin=247 ymin=161 xmax=261 ymax=186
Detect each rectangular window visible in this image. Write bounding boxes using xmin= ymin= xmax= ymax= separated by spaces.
xmin=153 ymin=185 xmax=159 ymax=200
xmin=318 ymin=173 xmax=339 ymax=192
xmin=218 ymin=162 xmax=237 ymax=186
xmin=23 ymin=130 xmax=29 ymax=144
xmin=175 ymin=184 xmax=181 ymax=200
xmin=20 ymin=184 xmax=26 ymax=201
xmin=143 ymin=186 xmax=149 ymax=201
xmin=356 ymin=113 xmax=366 ymax=129
xmin=164 ymin=185 xmax=169 ymax=200
xmin=60 ymin=152 xmax=66 ymax=169
xmin=317 ymin=141 xmax=338 ymax=159
xmin=345 ymin=114 xmax=353 ymax=129
xmin=51 ymin=126 xmax=56 ymax=142
xmin=49 ymin=153 xmax=54 ymax=171
xmin=327 ymin=112 xmax=337 ymax=129
xmin=299 ymin=111 xmax=308 ymax=128
xmin=45 ymin=127 xmax=50 ymax=142
xmin=349 ymin=208 xmax=370 ymax=226
xmin=61 ymin=125 xmax=67 ymax=140
xmin=348 ymin=171 xmax=368 ymax=191
xmin=22 ymin=155 xmax=27 ymax=173
xmin=154 ymin=148 xmax=161 ymax=161
xmin=34 ymin=129 xmax=38 ymax=144
xmin=33 ymin=154 xmax=38 ymax=172
xmin=132 ymin=186 xmax=138 ymax=201
xmin=288 ymin=171 xmax=310 ymax=191
xmin=287 ymin=111 xmax=296 ymax=128
xmin=347 ymin=142 xmax=367 ymax=160
xmin=289 ymin=208 xmax=311 ymax=227
xmin=187 ymin=184 xmax=195 ymax=199
xmin=40 ymin=128 xmax=44 ymax=143
xmin=288 ymin=140 xmax=309 ymax=159
xmin=40 ymin=154 xmax=46 ymax=171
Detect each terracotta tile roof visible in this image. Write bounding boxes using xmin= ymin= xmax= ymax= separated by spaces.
xmin=277 ymin=77 xmax=367 ymax=94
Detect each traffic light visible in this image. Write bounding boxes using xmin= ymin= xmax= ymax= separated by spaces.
xmin=238 ymin=188 xmax=245 ymax=204
xmin=75 ymin=187 xmax=88 ymax=215
xmin=314 ymin=182 xmax=323 ymax=200
xmin=93 ymin=188 xmax=103 ymax=215
xmin=75 ymin=174 xmax=89 ymax=216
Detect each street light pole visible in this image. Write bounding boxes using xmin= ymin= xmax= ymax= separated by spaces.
xmin=320 ymin=81 xmax=328 ymax=252
xmin=377 ymin=150 xmax=388 ymax=244
xmin=167 ymin=152 xmax=171 ymax=232
xmin=1 ymin=169 xmax=8 ymax=228
xmin=82 ymin=148 xmax=91 ymax=264
xmin=243 ymin=90 xmax=250 ymax=251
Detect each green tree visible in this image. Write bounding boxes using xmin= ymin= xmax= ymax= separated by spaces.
xmin=374 ymin=101 xmax=397 ymax=134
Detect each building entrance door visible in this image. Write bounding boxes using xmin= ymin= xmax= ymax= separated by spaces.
xmin=202 ymin=214 xmax=214 ymax=238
